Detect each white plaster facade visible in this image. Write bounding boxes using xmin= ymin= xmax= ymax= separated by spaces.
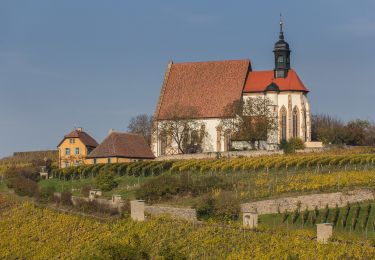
xmin=152 ymin=91 xmax=311 ymax=157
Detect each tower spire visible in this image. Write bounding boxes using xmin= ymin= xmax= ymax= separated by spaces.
xmin=273 ymin=14 xmax=290 ymax=78
xmin=279 ymin=13 xmax=284 ymax=40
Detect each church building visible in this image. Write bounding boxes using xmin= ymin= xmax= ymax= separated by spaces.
xmin=152 ymin=20 xmax=311 ymax=156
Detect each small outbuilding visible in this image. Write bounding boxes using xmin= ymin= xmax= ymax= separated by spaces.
xmin=86 ymin=132 xmax=155 ymax=164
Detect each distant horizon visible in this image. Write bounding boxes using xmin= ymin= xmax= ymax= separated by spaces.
xmin=1 ymin=1 xmax=375 ymax=157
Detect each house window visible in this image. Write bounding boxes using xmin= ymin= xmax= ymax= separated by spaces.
xmin=108 ymin=158 xmax=112 ymax=163
xmin=65 ymin=148 xmax=70 ymax=155
xmin=69 ymin=138 xmax=75 ymax=144
xmin=75 ymin=147 xmax=80 ymax=155
xmin=64 ymin=162 xmax=69 ymax=167
xmin=93 ymin=158 xmax=97 ymax=164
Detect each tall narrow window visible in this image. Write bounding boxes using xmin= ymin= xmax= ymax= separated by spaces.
xmin=75 ymin=147 xmax=80 ymax=155
xmin=293 ymin=107 xmax=299 ymax=138
xmin=65 ymin=148 xmax=70 ymax=155
xmin=280 ymin=107 xmax=287 ymax=141
xmin=216 ymin=127 xmax=222 ymax=152
xmin=303 ymin=110 xmax=307 ymax=141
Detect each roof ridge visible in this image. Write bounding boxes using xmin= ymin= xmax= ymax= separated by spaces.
xmin=174 ymin=59 xmax=250 ymax=65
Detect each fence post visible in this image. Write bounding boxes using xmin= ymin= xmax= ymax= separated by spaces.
xmin=130 ymin=200 xmax=145 ymax=221
xmin=316 ymin=223 xmax=333 ymax=244
xmin=243 ymin=212 xmax=258 ymax=229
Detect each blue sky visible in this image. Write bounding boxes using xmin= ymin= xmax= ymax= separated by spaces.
xmin=1 ymin=0 xmax=375 ymax=157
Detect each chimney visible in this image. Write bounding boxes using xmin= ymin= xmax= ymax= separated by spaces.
xmin=109 ymin=128 xmax=115 ymax=134
xmin=77 ymin=127 xmax=83 ymax=132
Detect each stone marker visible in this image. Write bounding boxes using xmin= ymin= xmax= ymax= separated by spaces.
xmin=316 ymin=223 xmax=333 ymax=244
xmin=243 ymin=212 xmax=258 ymax=229
xmin=131 ymin=200 xmax=145 ymax=221
xmin=89 ymin=189 xmax=102 ymax=200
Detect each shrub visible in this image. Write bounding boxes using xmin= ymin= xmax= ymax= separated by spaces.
xmin=96 ymin=170 xmax=118 ymax=192
xmin=212 ymin=191 xmax=240 ymax=221
xmin=60 ymin=191 xmax=72 ymax=206
xmin=37 ymin=185 xmax=56 ymax=203
xmin=194 ymin=191 xmax=240 ymax=221
xmin=280 ymin=138 xmax=305 ymax=154
xmin=11 ymin=176 xmax=39 ymax=197
xmin=81 ymin=185 xmax=92 ymax=197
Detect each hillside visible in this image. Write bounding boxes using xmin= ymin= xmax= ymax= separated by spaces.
xmin=0 ymin=195 xmax=374 ymax=259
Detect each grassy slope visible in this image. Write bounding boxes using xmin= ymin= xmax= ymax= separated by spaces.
xmin=39 ymin=175 xmax=150 ymax=199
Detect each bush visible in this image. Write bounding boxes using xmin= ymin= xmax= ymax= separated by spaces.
xmin=37 ymin=185 xmax=56 ymax=203
xmin=280 ymin=138 xmax=305 ymax=154
xmin=194 ymin=191 xmax=240 ymax=221
xmin=74 ymin=198 xmax=119 ymax=215
xmin=81 ymin=185 xmax=92 ymax=197
xmin=96 ymin=170 xmax=118 ymax=192
xmin=11 ymin=176 xmax=39 ymax=197
xmin=60 ymin=191 xmax=72 ymax=206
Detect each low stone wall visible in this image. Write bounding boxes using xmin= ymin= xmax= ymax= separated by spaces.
xmin=145 ymin=205 xmax=197 ymax=221
xmin=155 ymin=150 xmax=283 ymax=161
xmin=241 ymin=189 xmax=375 ymax=215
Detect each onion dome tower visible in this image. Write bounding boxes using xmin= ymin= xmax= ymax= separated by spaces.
xmin=273 ymin=15 xmax=291 ymax=78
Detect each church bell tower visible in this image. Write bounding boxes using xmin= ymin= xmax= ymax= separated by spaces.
xmin=273 ymin=15 xmax=291 ymax=78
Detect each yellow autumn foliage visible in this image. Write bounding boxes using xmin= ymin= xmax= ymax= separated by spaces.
xmin=0 ymin=199 xmax=375 ymax=259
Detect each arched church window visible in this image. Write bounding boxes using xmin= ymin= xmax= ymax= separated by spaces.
xmin=293 ymin=107 xmax=299 ymax=138
xmin=303 ymin=110 xmax=307 ymax=141
xmin=280 ymin=107 xmax=287 ymax=141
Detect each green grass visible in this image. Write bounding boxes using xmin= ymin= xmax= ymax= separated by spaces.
xmin=259 ymin=201 xmax=375 ymax=239
xmin=0 ymin=181 xmax=8 ymax=192
xmin=38 ymin=175 xmax=151 ymax=199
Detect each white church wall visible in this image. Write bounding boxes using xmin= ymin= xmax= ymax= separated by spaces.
xmin=152 ymin=118 xmax=222 ymax=156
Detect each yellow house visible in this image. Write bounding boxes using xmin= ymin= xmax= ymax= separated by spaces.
xmin=57 ymin=128 xmax=98 ymax=168
xmin=86 ymin=132 xmax=155 ymax=164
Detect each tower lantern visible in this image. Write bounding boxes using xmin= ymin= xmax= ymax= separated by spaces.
xmin=273 ymin=15 xmax=291 ymax=78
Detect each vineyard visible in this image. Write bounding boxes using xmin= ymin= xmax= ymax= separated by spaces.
xmin=50 ymin=153 xmax=375 ymax=180
xmin=261 ymin=201 xmax=375 ymax=238
xmin=0 ymin=197 xmax=375 ymax=259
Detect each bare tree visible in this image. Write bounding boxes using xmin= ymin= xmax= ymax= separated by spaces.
xmin=220 ymin=96 xmax=277 ymax=149
xmin=311 ymin=113 xmax=345 ymax=144
xmin=157 ymin=105 xmax=207 ymax=154
xmin=127 ymin=114 xmax=153 ymax=145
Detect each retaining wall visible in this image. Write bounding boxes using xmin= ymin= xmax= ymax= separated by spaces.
xmin=145 ymin=205 xmax=197 ymax=221
xmin=155 ymin=150 xmax=283 ymax=161
xmin=241 ymin=189 xmax=375 ymax=215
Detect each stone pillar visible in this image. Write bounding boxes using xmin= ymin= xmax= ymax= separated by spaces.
xmin=317 ymin=223 xmax=333 ymax=244
xmin=131 ymin=200 xmax=145 ymax=221
xmin=243 ymin=212 xmax=258 ymax=229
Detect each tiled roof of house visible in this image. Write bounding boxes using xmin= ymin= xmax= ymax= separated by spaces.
xmin=87 ymin=132 xmax=155 ymax=159
xmin=58 ymin=129 xmax=98 ymax=148
xmin=156 ymin=59 xmax=251 ymax=120
xmin=243 ymin=69 xmax=309 ymax=93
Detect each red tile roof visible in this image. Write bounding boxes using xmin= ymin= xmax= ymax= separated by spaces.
xmin=156 ymin=59 xmax=251 ymax=120
xmin=58 ymin=129 xmax=98 ymax=148
xmin=243 ymin=69 xmax=309 ymax=93
xmin=87 ymin=132 xmax=155 ymax=159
